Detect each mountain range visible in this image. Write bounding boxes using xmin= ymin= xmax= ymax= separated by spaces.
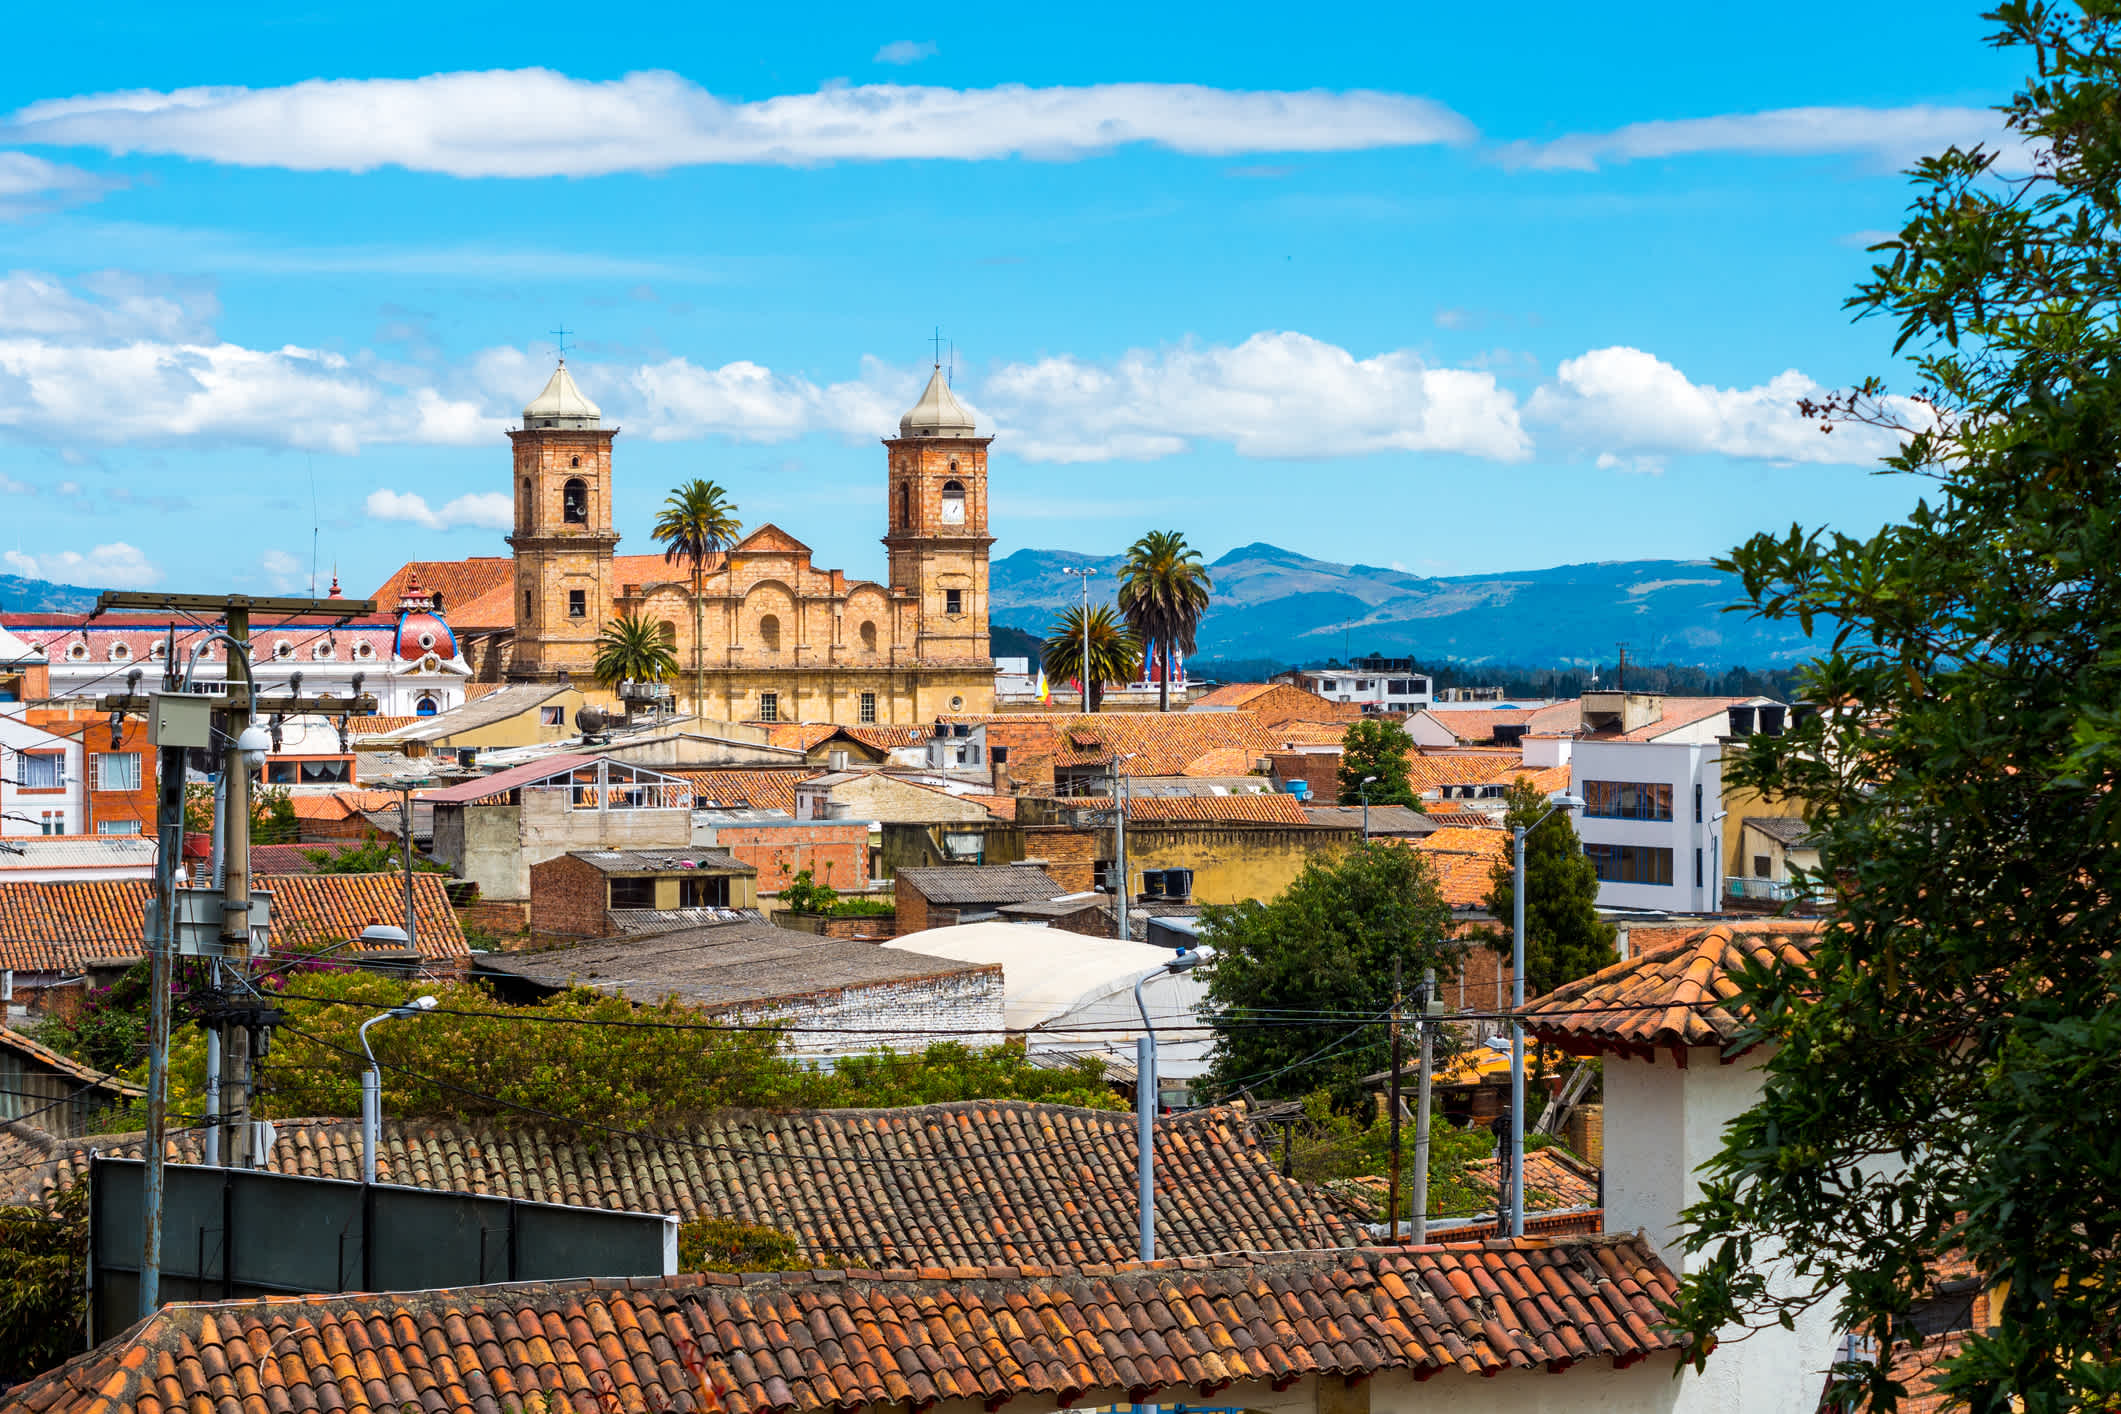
xmin=990 ymin=543 xmax=1822 ymax=670
xmin=1 ymin=545 xmax=1822 ymax=671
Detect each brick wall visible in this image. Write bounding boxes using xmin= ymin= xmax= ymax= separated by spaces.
xmin=893 ymin=877 xmax=933 ymax=936
xmin=712 ymin=822 xmax=870 ymax=894
xmin=1017 ymin=825 xmax=1097 ymax=892
xmin=456 ymin=899 xmax=530 ymax=940
xmin=1565 ymin=1103 xmax=1604 ymax=1167
xmin=773 ymin=910 xmax=900 ymax=941
xmin=528 ymin=854 xmax=611 ymax=938
xmin=1267 ymin=750 xmax=1341 ymax=802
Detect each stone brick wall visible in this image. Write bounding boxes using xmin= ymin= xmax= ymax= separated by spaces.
xmin=1016 ymin=825 xmax=1097 ymax=892
xmin=1267 ymin=750 xmax=1342 ymax=802
xmin=528 ymin=854 xmax=611 ymax=938
xmin=893 ymin=877 xmax=933 ymax=936
xmin=456 ymin=899 xmax=530 ymax=939
xmin=711 ymin=962 xmax=1005 ymax=1055
xmin=508 ymin=426 xmax=620 ymax=679
xmin=711 ymin=822 xmax=869 ymax=894
xmin=1565 ymin=1103 xmax=1604 ymax=1167
xmin=772 ymin=909 xmax=900 ymax=941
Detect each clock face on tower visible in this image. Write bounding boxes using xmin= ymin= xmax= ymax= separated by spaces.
xmin=940 ymin=498 xmax=964 ymax=525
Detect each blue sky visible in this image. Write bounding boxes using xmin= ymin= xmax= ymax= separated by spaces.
xmin=0 ymin=0 xmax=2021 ymax=598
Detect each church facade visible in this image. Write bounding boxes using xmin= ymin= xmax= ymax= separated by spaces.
xmin=374 ymin=361 xmax=994 ymax=723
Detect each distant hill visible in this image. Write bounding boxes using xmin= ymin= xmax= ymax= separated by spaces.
xmin=0 ymin=573 xmax=102 ymax=613
xmin=990 ymin=542 xmax=1822 ymax=671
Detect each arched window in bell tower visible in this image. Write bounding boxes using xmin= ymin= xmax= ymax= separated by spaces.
xmin=940 ymin=479 xmax=965 ymax=526
xmin=897 ymin=481 xmax=911 ymax=530
xmin=563 ymin=478 xmax=588 ymax=525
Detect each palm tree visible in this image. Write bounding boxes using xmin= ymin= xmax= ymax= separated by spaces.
xmin=594 ymin=614 xmax=680 ymax=693
xmin=1041 ymin=605 xmax=1143 ymax=712
xmin=652 ymin=479 xmax=743 ymax=717
xmin=1117 ymin=530 xmax=1213 ymax=711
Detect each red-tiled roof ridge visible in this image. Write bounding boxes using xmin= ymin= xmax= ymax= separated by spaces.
xmin=8 ymin=1236 xmax=1683 ymax=1412
xmin=1522 ymin=921 xmax=1826 ymax=1060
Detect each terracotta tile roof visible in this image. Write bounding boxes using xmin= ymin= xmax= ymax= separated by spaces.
xmin=344 ymin=714 xmax=421 ymax=735
xmin=965 ymin=793 xmax=1018 ymax=820
xmin=950 ymin=713 xmax=1275 ymax=776
xmin=1191 ymin=681 xmax=1277 ymax=708
xmin=1425 ymin=809 xmax=1502 ymax=828
xmin=1423 ymin=708 xmax=1537 ymax=743
xmin=669 ymin=767 xmax=818 ymax=813
xmin=1336 ymin=1148 xmax=1599 ymax=1215
xmin=840 ymin=724 xmax=929 ymax=751
xmin=1402 ymin=749 xmax=1526 ymax=795
xmin=1179 ymin=746 xmax=1261 ymax=776
xmin=766 ymin=722 xmax=844 ymax=752
xmin=0 ymin=1103 xmax=1363 ymax=1262
xmin=1124 ymin=792 xmax=1311 ymax=824
xmin=0 ymin=872 xmax=467 ymax=973
xmin=1595 ymin=696 xmax=1747 ymax=742
xmin=1523 ymin=921 xmax=1826 ymax=1059
xmin=245 ymin=841 xmax=375 ymax=874
xmin=1412 ymin=827 xmax=1509 ymax=909
xmin=370 ymin=558 xmax=512 ymax=619
xmin=7 ymin=1237 xmax=1683 ymax=1413
xmin=462 ymin=681 xmax=509 ymax=699
xmin=0 ymin=1026 xmax=143 ymax=1100
xmin=1273 ymin=721 xmax=1351 ymax=747
xmin=285 ymin=792 xmax=364 ymax=821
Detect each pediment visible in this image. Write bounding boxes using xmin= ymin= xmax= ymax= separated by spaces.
xmin=730 ymin=523 xmax=812 ymax=557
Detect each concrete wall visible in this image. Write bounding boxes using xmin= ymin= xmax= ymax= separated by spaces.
xmin=804 ymin=771 xmax=990 ymax=825
xmin=1123 ymin=823 xmax=1358 ymax=905
xmin=432 ymin=801 xmax=525 ymax=899
xmin=517 ymin=790 xmax=691 ymax=895
xmin=717 ymin=964 xmax=1004 ymax=1055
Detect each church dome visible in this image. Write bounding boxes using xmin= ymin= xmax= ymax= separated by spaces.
xmin=899 ymin=366 xmax=978 ymax=438
xmin=392 ymin=572 xmax=459 ymax=662
xmin=524 ymin=360 xmax=602 ymax=430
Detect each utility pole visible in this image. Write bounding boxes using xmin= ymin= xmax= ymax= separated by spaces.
xmin=1112 ymin=754 xmax=1129 ymax=941
xmin=397 ymin=781 xmax=418 ymax=955
xmin=1412 ymin=967 xmax=1435 ymax=1246
xmin=1387 ymin=957 xmax=1403 ymax=1243
xmin=138 ymin=626 xmax=185 ymax=1318
xmin=219 ymin=602 xmax=254 ymax=1168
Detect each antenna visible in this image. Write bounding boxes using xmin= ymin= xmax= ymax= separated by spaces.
xmin=308 ymin=457 xmax=319 ymax=599
xmin=948 ymin=339 xmax=956 ymax=387
xmin=550 ymin=325 xmax=573 ymax=359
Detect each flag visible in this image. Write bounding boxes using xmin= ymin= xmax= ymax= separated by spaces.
xmin=1035 ymin=668 xmax=1050 ymax=702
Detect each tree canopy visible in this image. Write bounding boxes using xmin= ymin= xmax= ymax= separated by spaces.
xmin=652 ymin=478 xmax=742 ymax=714
xmin=1669 ymin=8 xmax=2121 ymax=1409
xmin=1039 ymin=604 xmax=1143 ymax=712
xmin=1116 ymin=530 xmax=1213 ymax=712
xmin=1337 ymin=718 xmax=1419 ymax=808
xmin=1197 ymin=843 xmax=1458 ymax=1102
xmin=1479 ymin=778 xmax=1615 ymax=998
xmin=594 ymin=612 xmax=680 ymax=691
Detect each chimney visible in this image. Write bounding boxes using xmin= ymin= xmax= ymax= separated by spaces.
xmin=828 ymin=748 xmax=849 ymax=771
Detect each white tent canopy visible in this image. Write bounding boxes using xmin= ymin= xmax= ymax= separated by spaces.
xmin=881 ymin=921 xmax=1213 ymax=1078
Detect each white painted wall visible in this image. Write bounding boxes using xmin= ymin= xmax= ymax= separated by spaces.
xmin=0 ymin=714 xmax=85 ymax=837
xmin=1571 ymin=738 xmax=1724 ymax=912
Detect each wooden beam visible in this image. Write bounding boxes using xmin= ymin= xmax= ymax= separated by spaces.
xmin=92 ymin=591 xmax=379 ymax=617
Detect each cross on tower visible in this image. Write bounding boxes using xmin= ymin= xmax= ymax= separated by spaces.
xmin=930 ymin=326 xmax=945 ymax=368
xmin=550 ymin=325 xmax=574 ymax=359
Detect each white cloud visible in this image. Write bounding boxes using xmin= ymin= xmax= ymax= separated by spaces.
xmin=2 ymin=541 xmax=159 ymax=587
xmin=874 ymin=40 xmax=937 ymax=65
xmin=978 ymin=332 xmax=1532 ymax=463
xmin=1530 ymin=346 xmax=1915 ymax=465
xmin=364 ymin=488 xmax=514 ymax=531
xmin=4 ymin=72 xmax=1474 ymax=177
xmin=0 ymin=151 xmax=114 ymax=218
xmin=0 ymin=270 xmax=219 ymax=342
xmin=1499 ymin=104 xmax=2020 ymax=173
xmin=260 ymin=548 xmax=304 ymax=591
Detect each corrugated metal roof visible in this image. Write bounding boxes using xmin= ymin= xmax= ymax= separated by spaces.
xmin=421 ymin=752 xmax=601 ymax=803
xmin=0 ymin=836 xmax=158 ymax=873
xmin=563 ymin=848 xmax=751 ymax=875
xmin=895 ymin=866 xmax=1063 ymax=905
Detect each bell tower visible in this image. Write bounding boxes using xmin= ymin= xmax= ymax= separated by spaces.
xmin=883 ymin=365 xmax=993 ymax=711
xmin=507 ymin=361 xmax=619 ymax=680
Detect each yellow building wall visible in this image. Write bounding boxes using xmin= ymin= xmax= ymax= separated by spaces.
xmin=1720 ymin=781 xmax=1812 ymax=881
xmin=417 ymin=688 xmax=588 ymax=753
xmin=1120 ymin=825 xmax=1359 ymax=906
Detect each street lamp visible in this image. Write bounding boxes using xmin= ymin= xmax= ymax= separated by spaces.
xmin=1359 ymin=775 xmax=1379 ymax=843
xmin=359 ymin=995 xmax=437 ymax=1184
xmin=1134 ymin=946 xmax=1214 ymax=1261
xmin=1510 ymin=790 xmax=1585 ymax=1237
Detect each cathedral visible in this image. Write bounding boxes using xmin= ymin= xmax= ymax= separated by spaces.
xmin=374 ymin=360 xmax=995 ymax=722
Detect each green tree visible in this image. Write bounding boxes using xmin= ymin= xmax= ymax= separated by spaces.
xmin=1337 ymin=718 xmax=1419 ymax=807
xmin=1198 ymin=843 xmax=1458 ymax=1101
xmin=0 ymin=1184 xmax=86 ymax=1383
xmin=652 ymin=478 xmax=742 ymax=717
xmin=185 ymin=781 xmax=297 ymax=843
xmin=1039 ymin=604 xmax=1142 ymax=712
xmin=1478 ymin=778 xmax=1615 ymax=997
xmin=301 ymin=840 xmax=448 ymax=874
xmin=593 ymin=612 xmax=681 ymax=694
xmin=35 ymin=961 xmax=152 ymax=1075
xmin=1116 ymin=529 xmax=1213 ymax=712
xmin=1668 ymin=10 xmax=2121 ymax=1410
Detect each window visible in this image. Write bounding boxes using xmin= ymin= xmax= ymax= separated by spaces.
xmin=1583 ymin=843 xmax=1674 ymax=886
xmin=1754 ymin=854 xmax=1772 ymax=879
xmin=679 ymin=875 xmax=729 ymax=909
xmin=858 ymin=691 xmax=876 ymax=724
xmin=759 ymin=614 xmax=781 ymax=652
xmin=20 ymin=752 xmax=63 ymax=790
xmin=967 ymin=744 xmax=982 ymax=765
xmin=897 ymin=482 xmax=910 ymax=528
xmin=267 ymin=759 xmax=352 ymax=786
xmin=40 ymin=811 xmax=65 ymax=835
xmin=563 ymin=477 xmax=588 ymax=524
xmin=1581 ymin=780 xmax=1674 ymax=821
xmin=1695 ymin=782 xmax=1703 ymax=823
xmin=415 ymin=696 xmax=439 ymax=717
xmin=609 ymin=877 xmax=657 ymax=910
xmin=568 ymin=590 xmax=586 ymax=618
xmin=992 ymin=745 xmax=1009 ymax=764
xmin=1694 ymin=847 xmax=1703 ymax=888
xmin=570 ymin=455 xmax=581 ymax=468
xmin=97 ymin=820 xmax=142 ymax=836
xmin=945 ymin=589 xmax=963 ymax=615
xmin=540 ymin=706 xmax=564 ymax=726
xmin=108 ymin=642 xmax=130 ymax=662
xmin=94 ymin=752 xmax=141 ymax=792
xmin=524 ymin=590 xmax=533 ymax=616
xmin=758 ymin=691 xmax=779 ymax=723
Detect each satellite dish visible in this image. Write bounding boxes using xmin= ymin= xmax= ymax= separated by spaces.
xmin=575 ymin=705 xmax=608 ymax=736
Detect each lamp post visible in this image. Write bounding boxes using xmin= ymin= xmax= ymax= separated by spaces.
xmin=1133 ymin=946 xmax=1213 ymax=1261
xmin=359 ymin=995 xmax=437 ymax=1184
xmin=1510 ymin=790 xmax=1585 ymax=1237
xmin=1059 ymin=566 xmax=1097 ymax=712
xmin=1359 ymin=774 xmax=1379 ymax=843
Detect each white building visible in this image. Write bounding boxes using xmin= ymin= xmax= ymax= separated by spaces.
xmin=1566 ymin=692 xmax=1783 ymax=913
xmin=0 ymin=711 xmax=84 ymax=837
xmin=1276 ymin=656 xmax=1433 ymax=713
xmin=0 ymin=573 xmax=472 ymax=718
